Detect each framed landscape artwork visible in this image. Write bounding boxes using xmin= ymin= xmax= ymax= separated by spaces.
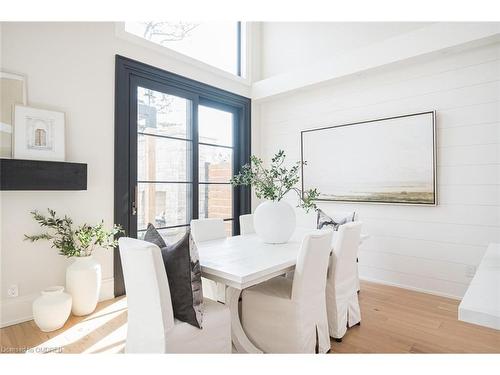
xmin=301 ymin=111 xmax=437 ymax=205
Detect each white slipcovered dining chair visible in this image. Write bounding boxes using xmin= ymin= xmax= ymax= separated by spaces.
xmin=190 ymin=218 xmax=226 ymax=243
xmin=241 ymin=230 xmax=333 ymax=353
xmin=326 ymin=211 xmax=361 ymax=293
xmin=190 ymin=218 xmax=226 ymax=301
xmin=239 ymin=214 xmax=255 ymax=235
xmin=296 ymin=208 xmax=361 ymax=292
xmin=326 ymin=221 xmax=362 ymax=341
xmin=119 ymin=237 xmax=231 ymax=353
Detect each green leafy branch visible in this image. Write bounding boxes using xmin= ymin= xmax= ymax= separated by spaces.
xmin=24 ymin=209 xmax=123 ymax=258
xmin=230 ymin=150 xmax=320 ymax=212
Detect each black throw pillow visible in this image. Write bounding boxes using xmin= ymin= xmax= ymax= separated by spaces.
xmin=143 ymin=223 xmax=167 ymax=248
xmin=143 ymin=224 xmax=203 ymax=328
xmin=316 ymin=209 xmax=355 ymax=231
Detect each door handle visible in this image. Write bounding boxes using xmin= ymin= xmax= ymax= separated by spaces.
xmin=131 ymin=185 xmax=138 ymax=216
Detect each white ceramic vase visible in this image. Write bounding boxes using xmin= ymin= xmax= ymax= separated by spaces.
xmin=66 ymin=255 xmax=101 ymax=316
xmin=253 ymin=200 xmax=296 ymax=244
xmin=32 ymin=286 xmax=72 ymax=332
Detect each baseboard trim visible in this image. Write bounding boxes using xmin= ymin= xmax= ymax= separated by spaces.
xmin=0 ymin=277 xmax=115 ymax=328
xmin=359 ymin=276 xmax=462 ymax=301
xmin=0 ymin=292 xmax=38 ymax=328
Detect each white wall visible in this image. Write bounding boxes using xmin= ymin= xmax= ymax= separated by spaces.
xmin=0 ymin=22 xmax=251 ymax=327
xmin=254 ymin=23 xmax=500 ymax=101
xmin=256 ymin=41 xmax=500 ymax=299
xmin=260 ymin=22 xmax=432 ymax=79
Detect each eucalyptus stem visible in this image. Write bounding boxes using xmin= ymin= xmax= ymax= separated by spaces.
xmin=25 ymin=209 xmax=123 ymax=258
xmin=230 ymin=150 xmax=320 ymax=212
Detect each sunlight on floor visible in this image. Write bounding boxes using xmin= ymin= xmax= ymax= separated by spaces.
xmin=82 ymin=325 xmax=127 ymax=354
xmin=28 ymin=298 xmax=128 ymax=354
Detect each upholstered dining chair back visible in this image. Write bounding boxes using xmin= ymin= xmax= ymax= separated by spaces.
xmin=329 ymin=210 xmax=358 ymax=223
xmin=239 ymin=214 xmax=255 ymax=235
xmin=331 ymin=221 xmax=362 ymax=288
xmin=326 ymin=221 xmax=362 ymax=339
xmin=190 ymin=218 xmax=226 ymax=243
xmin=190 ymin=218 xmax=227 ymax=301
xmin=119 ymin=237 xmax=175 ymax=353
xmin=291 ymin=230 xmax=333 ymax=302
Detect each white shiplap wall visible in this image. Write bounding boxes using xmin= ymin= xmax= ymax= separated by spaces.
xmin=257 ymin=42 xmax=500 ymax=299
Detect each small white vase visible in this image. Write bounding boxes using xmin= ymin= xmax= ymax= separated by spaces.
xmin=254 ymin=200 xmax=296 ymax=244
xmin=66 ymin=255 xmax=101 ymax=316
xmin=33 ymin=286 xmax=72 ymax=332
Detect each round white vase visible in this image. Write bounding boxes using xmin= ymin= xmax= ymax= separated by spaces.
xmin=253 ymin=200 xmax=296 ymax=244
xmin=33 ymin=286 xmax=72 ymax=332
xmin=66 ymin=255 xmax=101 ymax=316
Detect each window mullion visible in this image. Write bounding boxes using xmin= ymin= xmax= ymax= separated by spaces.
xmin=192 ymin=96 xmax=200 ymax=222
xmin=232 ymin=108 xmax=239 ymax=235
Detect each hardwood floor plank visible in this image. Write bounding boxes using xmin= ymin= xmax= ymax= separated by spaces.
xmin=1 ymin=282 xmax=499 ymax=354
xmin=333 ymin=282 xmax=500 ymax=353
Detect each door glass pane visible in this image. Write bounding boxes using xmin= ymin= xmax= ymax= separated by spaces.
xmin=138 ymin=86 xmax=191 ymax=139
xmin=138 ymin=134 xmax=191 ymax=182
xmin=199 ymin=184 xmax=232 ymax=220
xmin=136 ymin=85 xmax=193 ymax=242
xmin=138 ymin=226 xmax=188 ymax=244
xmin=199 ymin=105 xmax=233 ymax=146
xmin=199 ymin=145 xmax=233 ymax=183
xmin=137 ymin=183 xmax=191 ymax=231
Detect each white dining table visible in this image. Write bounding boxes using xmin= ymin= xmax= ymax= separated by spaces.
xmin=197 ymin=228 xmax=368 ymax=353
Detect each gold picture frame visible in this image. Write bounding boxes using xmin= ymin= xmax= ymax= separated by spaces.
xmin=1 ymin=72 xmax=27 ymax=158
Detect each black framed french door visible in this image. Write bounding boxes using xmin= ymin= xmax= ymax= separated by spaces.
xmin=115 ymin=55 xmax=251 ymax=296
xmin=130 ymin=76 xmax=198 ymax=242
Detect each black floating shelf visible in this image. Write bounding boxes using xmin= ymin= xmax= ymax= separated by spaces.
xmin=0 ymin=158 xmax=87 ymax=191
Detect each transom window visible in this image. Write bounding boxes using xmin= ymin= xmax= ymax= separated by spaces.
xmin=124 ymin=22 xmax=244 ymax=76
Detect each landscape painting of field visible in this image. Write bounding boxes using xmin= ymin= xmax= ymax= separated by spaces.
xmin=301 ymin=112 xmax=436 ymax=205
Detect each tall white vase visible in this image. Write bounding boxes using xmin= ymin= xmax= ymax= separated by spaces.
xmin=253 ymin=200 xmax=296 ymax=244
xmin=66 ymin=255 xmax=101 ymax=316
xmin=32 ymin=286 xmax=72 ymax=332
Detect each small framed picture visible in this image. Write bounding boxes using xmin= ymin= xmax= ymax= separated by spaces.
xmin=13 ymin=105 xmax=65 ymax=161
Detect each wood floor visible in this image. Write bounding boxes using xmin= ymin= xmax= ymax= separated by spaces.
xmin=1 ymin=281 xmax=499 ymax=354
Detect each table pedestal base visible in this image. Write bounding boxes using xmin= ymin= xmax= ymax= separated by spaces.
xmin=225 ymin=286 xmax=263 ymax=354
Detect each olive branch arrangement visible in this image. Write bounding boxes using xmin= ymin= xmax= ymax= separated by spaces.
xmin=230 ymin=150 xmax=320 ymax=212
xmin=24 ymin=209 xmax=123 ymax=258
